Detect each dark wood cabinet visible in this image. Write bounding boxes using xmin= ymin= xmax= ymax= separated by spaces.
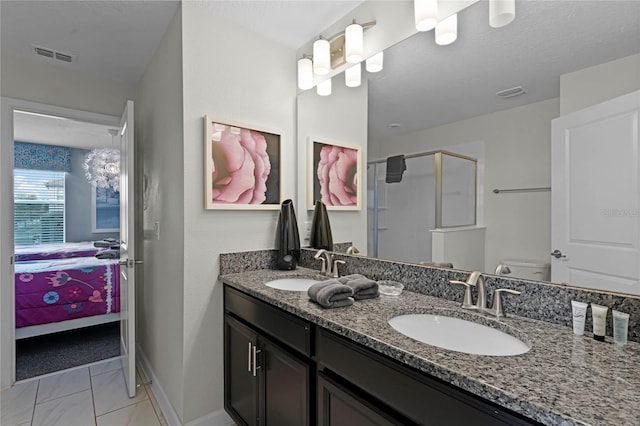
xmin=318 ymin=372 xmax=399 ymax=426
xmin=224 ymin=315 xmax=259 ymax=426
xmin=223 ymin=284 xmax=540 ymax=426
xmin=224 ymin=287 xmax=311 ymax=426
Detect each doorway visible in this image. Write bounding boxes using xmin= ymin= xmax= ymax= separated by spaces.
xmin=1 ymin=98 xmax=121 ymax=386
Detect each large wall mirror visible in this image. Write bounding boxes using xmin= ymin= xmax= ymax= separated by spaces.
xmin=300 ymin=0 xmax=640 ymax=291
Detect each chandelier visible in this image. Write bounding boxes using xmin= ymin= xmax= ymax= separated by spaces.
xmin=83 ymin=129 xmax=120 ymax=192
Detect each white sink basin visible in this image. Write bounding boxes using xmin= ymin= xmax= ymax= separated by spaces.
xmin=388 ymin=313 xmax=530 ymax=356
xmin=264 ymin=278 xmax=321 ymax=291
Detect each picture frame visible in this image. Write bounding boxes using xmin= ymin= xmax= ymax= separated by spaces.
xmin=91 ymin=184 xmax=120 ymax=233
xmin=307 ymin=137 xmax=362 ymax=211
xmin=204 ymin=116 xmax=282 ymax=210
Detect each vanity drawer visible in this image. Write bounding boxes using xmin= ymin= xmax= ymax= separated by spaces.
xmin=224 ymin=285 xmax=312 ymax=357
xmin=316 ymin=328 xmax=538 ymax=426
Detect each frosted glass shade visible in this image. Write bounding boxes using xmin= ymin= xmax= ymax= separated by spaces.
xmin=435 ymin=14 xmax=457 ymax=46
xmin=345 ymin=63 xmax=361 ymax=88
xmin=317 ymin=78 xmax=332 ymax=96
xmin=414 ymin=0 xmax=438 ymax=32
xmin=490 ymin=0 xmax=515 ymax=28
xmin=345 ymin=23 xmax=363 ymax=63
xmin=366 ymin=52 xmax=384 ymax=73
xmin=313 ymin=38 xmax=331 ymax=75
xmin=297 ymin=57 xmax=313 ymax=90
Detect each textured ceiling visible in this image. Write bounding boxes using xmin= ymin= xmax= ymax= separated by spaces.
xmin=0 ymin=0 xmax=180 ymax=84
xmin=368 ymin=0 xmax=640 ymax=141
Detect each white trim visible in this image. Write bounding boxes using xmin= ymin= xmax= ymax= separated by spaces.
xmin=15 ymin=313 xmax=120 ymax=340
xmin=136 ymin=345 xmax=234 ymax=426
xmin=0 ymin=97 xmax=119 ymax=390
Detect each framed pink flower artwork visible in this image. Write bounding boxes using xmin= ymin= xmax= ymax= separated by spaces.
xmin=307 ymin=137 xmax=362 ymax=211
xmin=204 ymin=116 xmax=281 ymax=210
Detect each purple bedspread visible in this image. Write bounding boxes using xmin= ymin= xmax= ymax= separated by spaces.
xmin=15 ymin=242 xmax=105 ymax=262
xmin=15 ymin=257 xmax=120 ymax=328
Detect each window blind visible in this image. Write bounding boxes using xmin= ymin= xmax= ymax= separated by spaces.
xmin=14 ymin=169 xmax=65 ymax=245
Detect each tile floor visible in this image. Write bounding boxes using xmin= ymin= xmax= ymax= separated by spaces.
xmin=1 ymin=357 xmax=167 ymax=426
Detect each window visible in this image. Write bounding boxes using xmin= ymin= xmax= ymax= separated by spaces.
xmin=14 ymin=169 xmax=65 ymax=245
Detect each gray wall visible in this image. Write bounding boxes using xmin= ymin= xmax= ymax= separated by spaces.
xmin=66 ymin=147 xmax=119 ymax=242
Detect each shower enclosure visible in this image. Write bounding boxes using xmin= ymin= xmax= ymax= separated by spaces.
xmin=367 ymin=150 xmax=477 ymax=264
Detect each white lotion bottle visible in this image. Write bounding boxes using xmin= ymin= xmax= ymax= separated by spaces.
xmin=571 ymin=301 xmax=588 ymax=335
xmin=590 ymin=303 xmax=608 ymax=342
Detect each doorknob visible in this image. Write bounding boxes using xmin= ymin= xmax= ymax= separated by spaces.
xmin=118 ymin=259 xmax=144 ymax=267
xmin=550 ymin=250 xmax=566 ymax=259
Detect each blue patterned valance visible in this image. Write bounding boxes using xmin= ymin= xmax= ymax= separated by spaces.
xmin=14 ymin=141 xmax=71 ymax=172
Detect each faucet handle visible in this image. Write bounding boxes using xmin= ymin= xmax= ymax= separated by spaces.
xmin=332 ymin=260 xmax=346 ymax=278
xmin=316 ymin=256 xmax=327 ymax=274
xmin=449 ymin=280 xmax=475 ymax=309
xmin=487 ymin=289 xmax=521 ymax=318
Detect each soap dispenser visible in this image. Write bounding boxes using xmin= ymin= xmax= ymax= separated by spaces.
xmin=276 ymin=199 xmax=301 ymax=270
xmin=309 ymin=200 xmax=333 ymax=251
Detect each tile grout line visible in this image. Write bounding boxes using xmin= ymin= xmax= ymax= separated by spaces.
xmin=30 ymin=379 xmax=40 ymax=426
xmin=89 ymin=371 xmax=98 ymax=426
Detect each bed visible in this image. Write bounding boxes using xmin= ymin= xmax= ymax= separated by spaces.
xmin=15 ymin=257 xmax=121 ymax=339
xmin=14 ymin=241 xmax=108 ymax=262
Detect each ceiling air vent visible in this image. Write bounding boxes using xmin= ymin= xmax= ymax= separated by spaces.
xmin=496 ymin=86 xmax=527 ymax=99
xmin=32 ymin=45 xmax=76 ymax=64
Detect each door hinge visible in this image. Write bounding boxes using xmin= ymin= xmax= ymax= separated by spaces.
xmin=10 ymin=255 xmax=14 ymax=265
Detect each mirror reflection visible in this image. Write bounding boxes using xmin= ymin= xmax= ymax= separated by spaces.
xmin=363 ymin=1 xmax=640 ymax=289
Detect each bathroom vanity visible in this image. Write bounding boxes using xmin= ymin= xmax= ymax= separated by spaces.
xmin=221 ymin=265 xmax=640 ymax=426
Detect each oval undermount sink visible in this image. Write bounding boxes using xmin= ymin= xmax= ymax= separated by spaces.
xmin=264 ymin=278 xmax=321 ymax=291
xmin=388 ymin=313 xmax=530 ymax=356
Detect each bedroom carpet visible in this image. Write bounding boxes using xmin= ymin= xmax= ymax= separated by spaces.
xmin=16 ymin=322 xmax=120 ymax=381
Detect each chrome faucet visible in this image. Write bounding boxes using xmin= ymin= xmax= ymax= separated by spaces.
xmin=450 ymin=271 xmax=521 ymax=317
xmin=450 ymin=271 xmax=486 ymax=311
xmin=346 ymin=245 xmax=360 ymax=255
xmin=314 ymin=249 xmax=346 ymax=278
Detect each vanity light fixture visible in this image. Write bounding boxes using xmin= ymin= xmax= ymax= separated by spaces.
xmin=297 ymin=55 xmax=313 ymax=90
xmin=365 ymin=51 xmax=384 ymax=73
xmin=435 ymin=13 xmax=457 ymax=46
xmin=317 ymin=78 xmax=332 ymax=96
xmin=345 ymin=63 xmax=361 ymax=87
xmin=414 ymin=0 xmax=438 ymax=31
xmin=345 ymin=20 xmax=364 ymax=63
xmin=313 ymin=37 xmax=331 ymax=75
xmin=490 ymin=0 xmax=515 ymax=28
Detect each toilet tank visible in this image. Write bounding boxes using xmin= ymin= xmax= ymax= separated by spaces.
xmin=497 ymin=259 xmax=551 ymax=281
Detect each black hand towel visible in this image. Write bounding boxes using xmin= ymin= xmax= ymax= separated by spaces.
xmin=386 ymin=155 xmax=406 ymax=183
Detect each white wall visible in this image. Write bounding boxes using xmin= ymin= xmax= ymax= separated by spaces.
xmin=560 ymin=53 xmax=640 ymax=115
xmin=180 ymin=2 xmax=296 ymax=422
xmin=135 ymin=8 xmax=186 ymax=420
xmin=1 ymin=54 xmax=135 ymax=117
xmin=297 ymin=78 xmax=368 ymax=253
xmin=371 ymin=98 xmax=559 ymax=274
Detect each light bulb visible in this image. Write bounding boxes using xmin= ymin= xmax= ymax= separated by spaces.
xmin=366 ymin=52 xmax=384 ymax=73
xmin=313 ymin=38 xmax=331 ymax=75
xmin=490 ymin=0 xmax=515 ymax=28
xmin=414 ymin=0 xmax=438 ymax=32
xmin=345 ymin=22 xmax=363 ymax=63
xmin=345 ymin=63 xmax=361 ymax=88
xmin=435 ymin=14 xmax=457 ymax=46
xmin=297 ymin=56 xmax=313 ymax=90
xmin=317 ymin=79 xmax=332 ymax=96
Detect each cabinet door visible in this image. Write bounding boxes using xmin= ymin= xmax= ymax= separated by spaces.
xmin=318 ymin=373 xmax=398 ymax=426
xmin=261 ymin=336 xmax=310 ymax=426
xmin=225 ymin=315 xmax=259 ymax=426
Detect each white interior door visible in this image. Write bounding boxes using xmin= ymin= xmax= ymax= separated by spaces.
xmin=551 ymin=91 xmax=640 ymax=295
xmin=119 ymin=100 xmax=138 ymax=397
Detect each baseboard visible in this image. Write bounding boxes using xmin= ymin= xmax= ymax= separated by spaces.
xmin=184 ymin=409 xmax=234 ymax=426
xmin=136 ymin=345 xmax=234 ymax=426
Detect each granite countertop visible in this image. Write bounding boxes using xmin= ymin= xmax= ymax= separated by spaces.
xmin=221 ymin=268 xmax=640 ymax=426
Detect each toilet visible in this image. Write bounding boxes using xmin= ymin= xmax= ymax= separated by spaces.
xmin=495 ymin=259 xmax=551 ymax=281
